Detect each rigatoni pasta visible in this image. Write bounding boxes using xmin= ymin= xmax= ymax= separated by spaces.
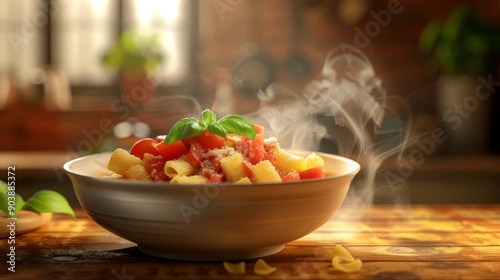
xmin=105 ymin=110 xmax=327 ymax=184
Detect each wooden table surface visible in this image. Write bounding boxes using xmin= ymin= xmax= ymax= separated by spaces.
xmin=2 ymin=205 xmax=500 ymax=279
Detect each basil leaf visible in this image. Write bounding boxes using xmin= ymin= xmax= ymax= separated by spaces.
xmin=218 ymin=115 xmax=256 ymax=139
xmin=164 ymin=117 xmax=205 ymax=146
xmin=201 ymin=109 xmax=217 ymax=125
xmin=23 ymin=190 xmax=76 ymax=220
xmin=0 ymin=180 xmax=7 ymax=193
xmin=206 ymin=122 xmax=227 ymax=138
xmin=0 ymin=193 xmax=24 ymax=218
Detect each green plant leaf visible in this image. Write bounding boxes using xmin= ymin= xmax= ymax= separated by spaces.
xmin=22 ymin=190 xmax=75 ymax=220
xmin=201 ymin=109 xmax=217 ymax=125
xmin=0 ymin=180 xmax=7 ymax=193
xmin=218 ymin=115 xmax=256 ymax=140
xmin=0 ymin=193 xmax=25 ymax=218
xmin=207 ymin=122 xmax=227 ymax=138
xmin=164 ymin=117 xmax=205 ymax=146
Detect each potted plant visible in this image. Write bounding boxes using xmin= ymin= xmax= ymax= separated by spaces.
xmin=103 ymin=30 xmax=163 ymax=104
xmin=419 ymin=5 xmax=500 ymax=154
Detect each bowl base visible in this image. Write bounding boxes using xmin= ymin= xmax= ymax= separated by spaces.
xmin=138 ymin=244 xmax=285 ymax=261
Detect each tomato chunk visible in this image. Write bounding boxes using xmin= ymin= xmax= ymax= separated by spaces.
xmin=196 ymin=130 xmax=225 ymax=151
xmin=185 ymin=140 xmax=204 ymax=167
xmin=248 ymin=134 xmax=264 ymax=165
xmin=143 ymin=153 xmax=169 ymax=182
xmin=299 ymin=167 xmax=325 ymax=179
xmin=281 ymin=171 xmax=300 ymax=182
xmin=130 ymin=138 xmax=159 ymax=159
xmin=155 ymin=140 xmax=188 ymax=161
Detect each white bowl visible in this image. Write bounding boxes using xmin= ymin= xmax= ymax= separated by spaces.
xmin=64 ymin=150 xmax=359 ymax=261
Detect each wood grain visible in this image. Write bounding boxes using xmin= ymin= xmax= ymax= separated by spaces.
xmin=1 ymin=205 xmax=500 ymax=279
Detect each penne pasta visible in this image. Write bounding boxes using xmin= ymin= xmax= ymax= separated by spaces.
xmin=234 ymin=177 xmax=252 ymax=184
xmin=164 ymin=159 xmax=197 ymax=178
xmin=220 ymin=153 xmax=246 ymax=182
xmin=108 ymin=148 xmax=143 ymax=176
xmin=252 ymin=160 xmax=281 ymax=183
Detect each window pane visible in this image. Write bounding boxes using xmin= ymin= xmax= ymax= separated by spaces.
xmin=0 ymin=0 xmax=43 ymax=85
xmin=123 ymin=0 xmax=188 ymax=84
xmin=52 ymin=0 xmax=117 ymax=86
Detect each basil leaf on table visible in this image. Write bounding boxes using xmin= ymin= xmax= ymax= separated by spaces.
xmin=0 ymin=193 xmax=25 ymax=218
xmin=23 ymin=190 xmax=76 ymax=220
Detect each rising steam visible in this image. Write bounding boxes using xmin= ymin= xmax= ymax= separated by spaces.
xmin=244 ymin=45 xmax=411 ymax=213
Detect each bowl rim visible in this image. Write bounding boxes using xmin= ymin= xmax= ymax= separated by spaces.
xmin=63 ymin=149 xmax=360 ymax=189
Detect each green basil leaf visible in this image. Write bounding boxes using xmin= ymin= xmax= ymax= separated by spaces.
xmin=0 ymin=180 xmax=7 ymax=193
xmin=218 ymin=115 xmax=256 ymax=140
xmin=201 ymin=109 xmax=217 ymax=125
xmin=23 ymin=190 xmax=76 ymax=220
xmin=0 ymin=193 xmax=25 ymax=218
xmin=206 ymin=122 xmax=227 ymax=138
xmin=164 ymin=117 xmax=205 ymax=146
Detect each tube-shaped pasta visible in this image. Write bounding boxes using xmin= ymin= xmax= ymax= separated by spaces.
xmin=275 ymin=151 xmax=306 ymax=173
xmin=234 ymin=177 xmax=252 ymax=184
xmin=220 ymin=153 xmax=246 ymax=182
xmin=170 ymin=175 xmax=209 ymax=184
xmin=305 ymin=153 xmax=325 ymax=169
xmin=252 ymin=160 xmax=282 ymax=183
xmin=108 ymin=148 xmax=143 ymax=176
xmin=125 ymin=164 xmax=152 ymax=181
xmin=164 ymin=159 xmax=196 ymax=178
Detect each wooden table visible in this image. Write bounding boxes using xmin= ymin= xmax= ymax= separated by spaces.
xmin=2 ymin=205 xmax=500 ymax=279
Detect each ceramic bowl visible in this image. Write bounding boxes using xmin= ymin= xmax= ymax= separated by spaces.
xmin=64 ymin=150 xmax=359 ymax=261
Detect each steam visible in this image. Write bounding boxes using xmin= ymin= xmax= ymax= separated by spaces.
xmin=244 ymin=45 xmax=411 ymax=213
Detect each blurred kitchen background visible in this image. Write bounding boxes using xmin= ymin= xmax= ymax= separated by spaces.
xmin=1 ymin=0 xmax=499 ymax=205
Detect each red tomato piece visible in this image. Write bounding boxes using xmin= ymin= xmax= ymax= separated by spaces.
xmin=299 ymin=167 xmax=325 ymax=180
xmin=143 ymin=154 xmax=169 ymax=182
xmin=242 ymin=160 xmax=253 ymax=179
xmin=155 ymin=140 xmax=189 ymax=161
xmin=196 ymin=130 xmax=225 ymax=151
xmin=155 ymin=135 xmax=166 ymax=142
xmin=254 ymin=123 xmax=265 ymax=135
xmin=248 ymin=134 xmax=264 ymax=165
xmin=185 ymin=140 xmax=204 ymax=167
xmin=207 ymin=172 xmax=224 ymax=183
xmin=281 ymin=171 xmax=300 ymax=182
xmin=130 ymin=138 xmax=159 ymax=159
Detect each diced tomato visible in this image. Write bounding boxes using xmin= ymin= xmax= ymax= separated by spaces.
xmin=207 ymin=172 xmax=224 ymax=183
xmin=185 ymin=140 xmax=204 ymax=167
xmin=263 ymin=139 xmax=279 ymax=165
xmin=143 ymin=153 xmax=169 ymax=182
xmin=299 ymin=167 xmax=325 ymax=180
xmin=196 ymin=129 xmax=225 ymax=151
xmin=130 ymin=138 xmax=159 ymax=159
xmin=254 ymin=123 xmax=265 ymax=135
xmin=181 ymin=136 xmax=195 ymax=148
xmin=155 ymin=140 xmax=189 ymax=161
xmin=248 ymin=134 xmax=264 ymax=165
xmin=155 ymin=135 xmax=166 ymax=142
xmin=281 ymin=171 xmax=300 ymax=182
xmin=242 ymin=160 xmax=253 ymax=179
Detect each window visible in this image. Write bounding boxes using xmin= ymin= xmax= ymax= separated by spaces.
xmin=0 ymin=0 xmax=189 ymax=88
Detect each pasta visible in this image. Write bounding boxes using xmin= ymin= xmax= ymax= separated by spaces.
xmin=223 ymin=261 xmax=245 ymax=274
xmin=170 ymin=175 xmax=209 ymax=184
xmin=253 ymin=259 xmax=277 ymax=276
xmin=252 ymin=160 xmax=282 ymax=183
xmin=125 ymin=165 xmax=152 ymax=182
xmin=108 ymin=148 xmax=142 ymax=176
xmin=105 ymin=111 xmax=326 ymax=184
xmin=164 ymin=159 xmax=196 ymax=178
xmin=220 ymin=153 xmax=246 ymax=182
xmin=329 ymin=245 xmax=362 ymax=273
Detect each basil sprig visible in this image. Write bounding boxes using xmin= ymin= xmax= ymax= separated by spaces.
xmin=164 ymin=109 xmax=256 ymax=145
xmin=0 ymin=183 xmax=76 ymax=219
